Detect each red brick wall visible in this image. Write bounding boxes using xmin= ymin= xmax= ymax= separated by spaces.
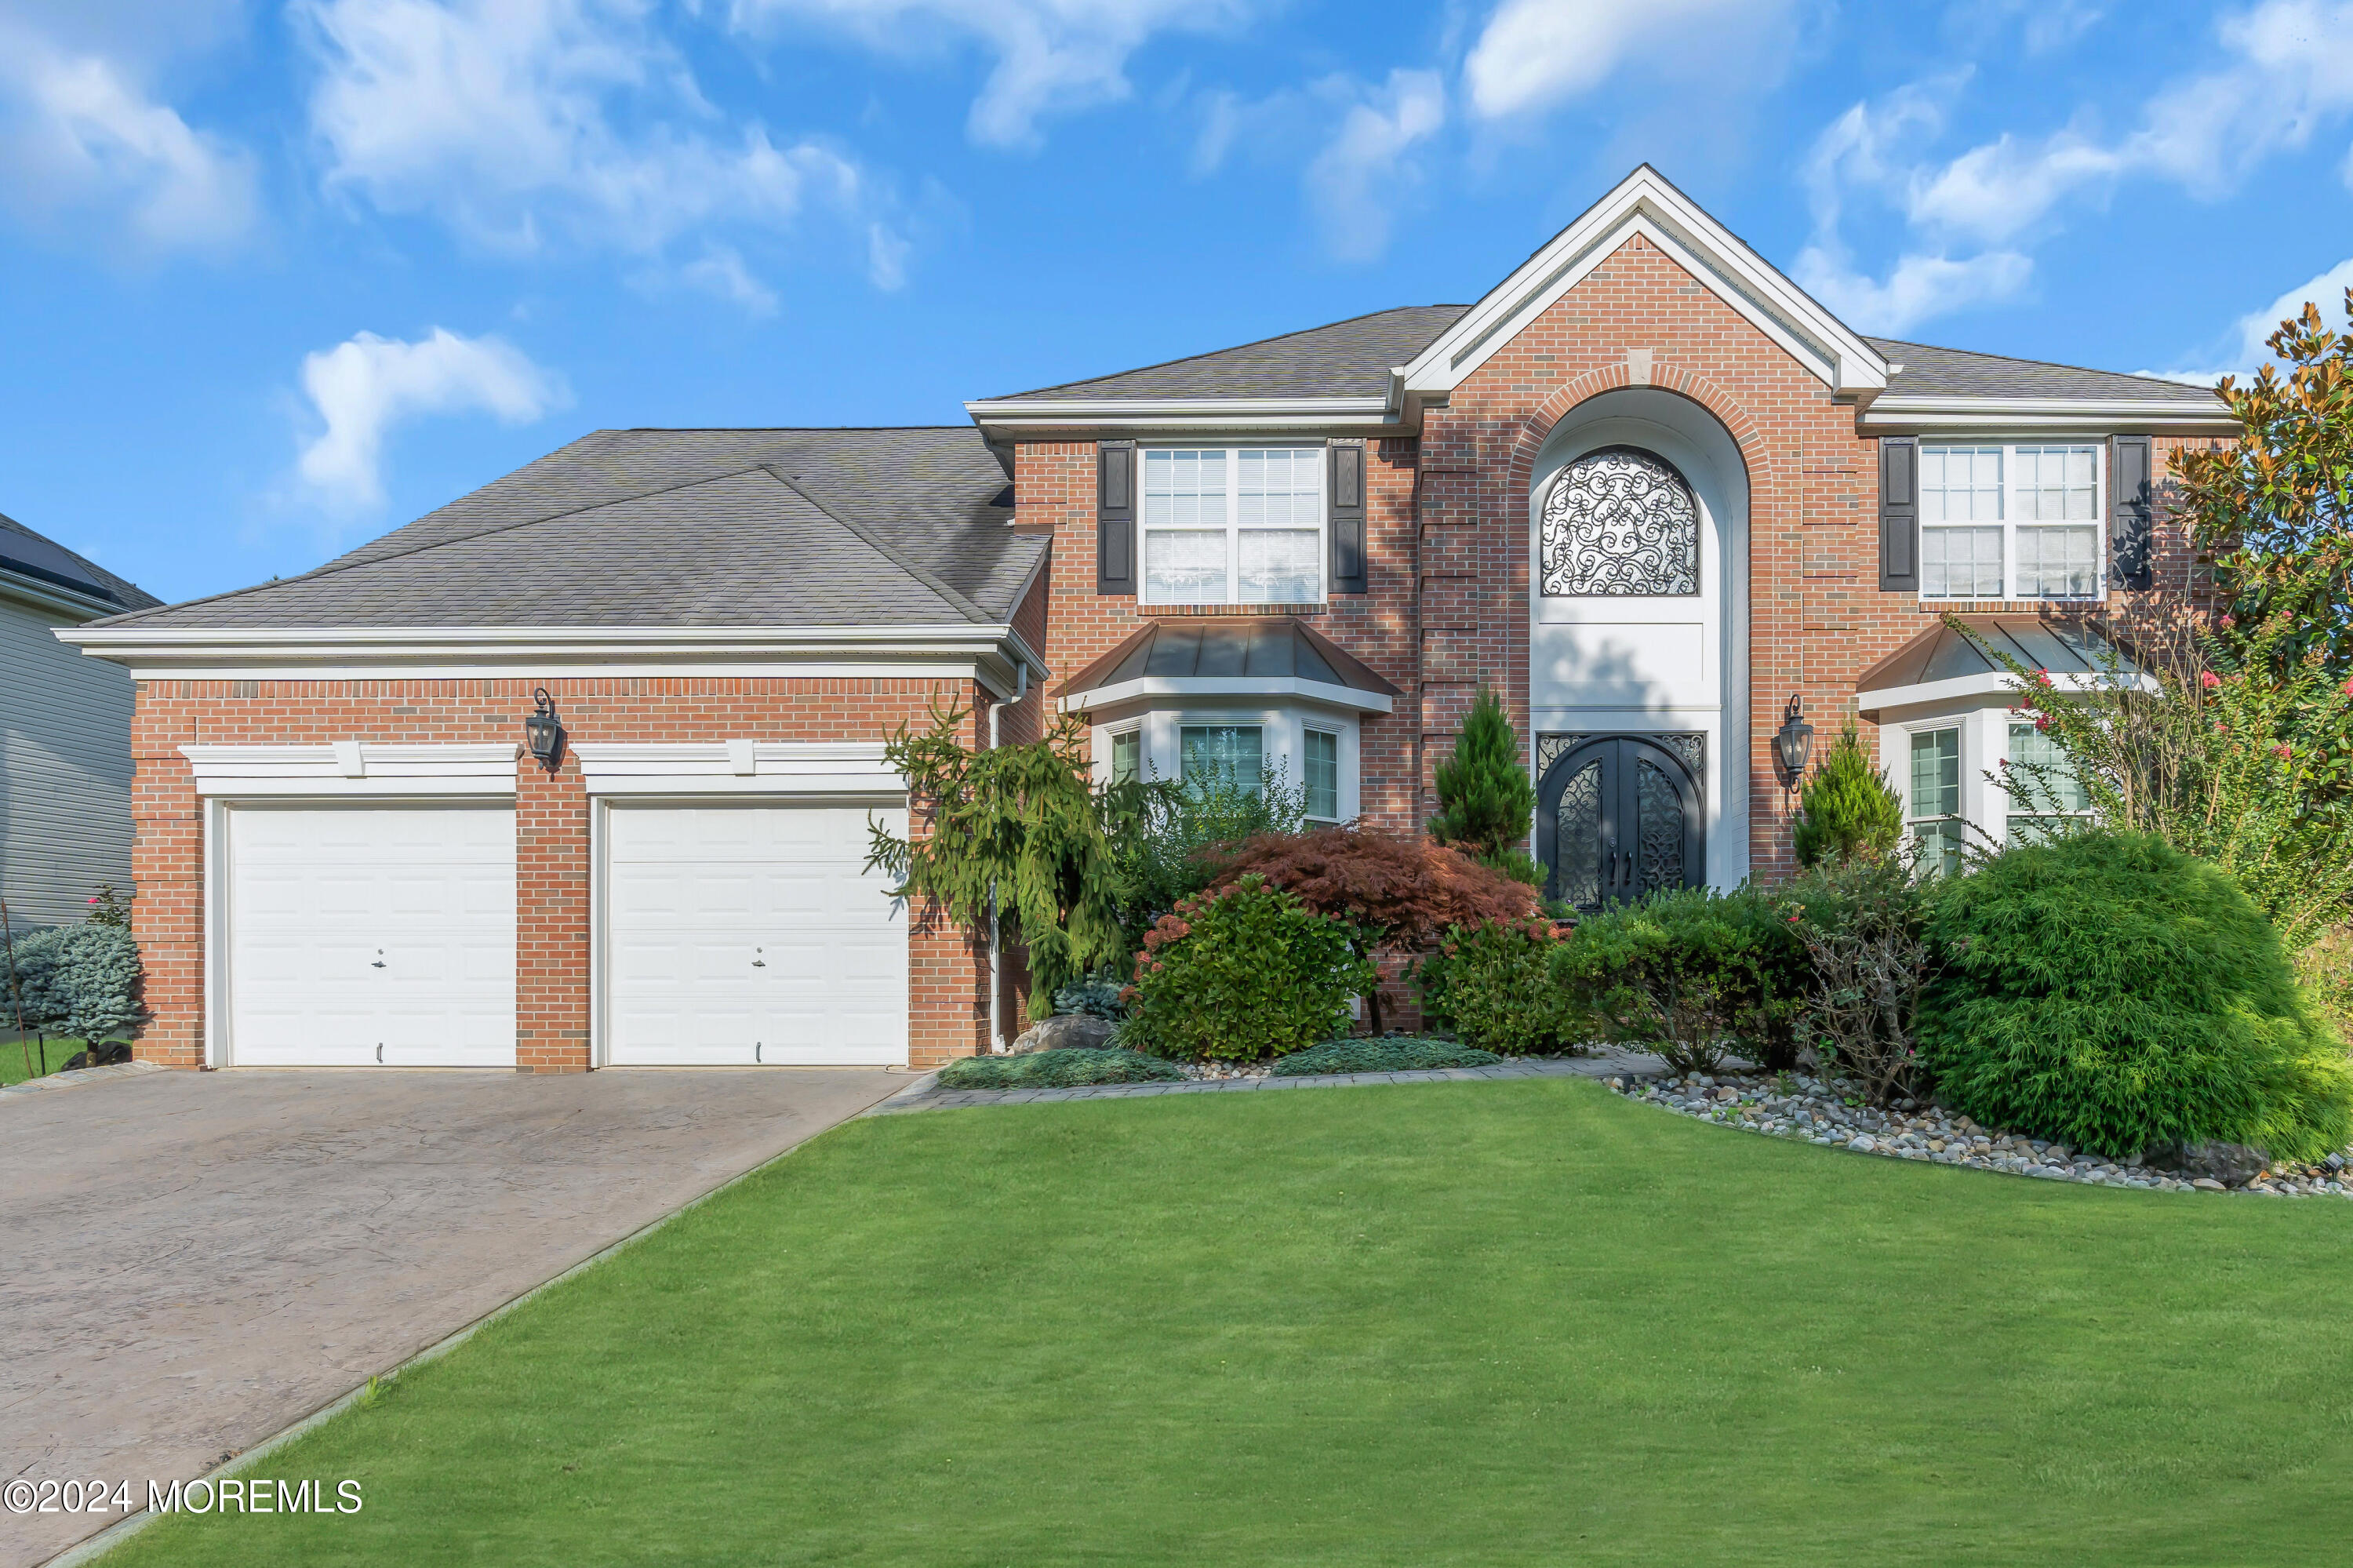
xmin=129 ymin=676 xmax=992 ymax=1071
xmin=1019 ymin=231 xmax=2201 ymax=888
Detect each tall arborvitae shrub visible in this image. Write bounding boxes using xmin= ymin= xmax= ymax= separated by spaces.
xmin=1792 ymin=721 xmax=1904 ymax=867
xmin=1428 ymin=686 xmax=1540 ymax=885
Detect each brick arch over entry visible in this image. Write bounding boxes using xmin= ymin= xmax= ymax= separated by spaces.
xmin=1508 ymin=369 xmax=1768 ymax=500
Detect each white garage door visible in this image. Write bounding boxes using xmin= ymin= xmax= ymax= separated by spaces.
xmin=227 ymin=806 xmax=516 ymax=1067
xmin=605 ymin=803 xmax=907 ymax=1065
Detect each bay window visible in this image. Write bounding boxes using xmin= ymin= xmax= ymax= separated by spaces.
xmin=1304 ymin=729 xmax=1340 ymax=821
xmin=1920 ymin=442 xmax=2103 ymax=601
xmin=1142 ymin=446 xmax=1324 ymax=605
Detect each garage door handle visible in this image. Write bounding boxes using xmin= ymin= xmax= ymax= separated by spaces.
xmin=372 ymin=949 xmax=387 ymax=969
xmin=751 ymin=958 xmax=766 ymax=967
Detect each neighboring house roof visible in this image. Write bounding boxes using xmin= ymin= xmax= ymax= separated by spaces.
xmin=0 ymin=511 xmax=159 ymax=614
xmin=994 ymin=306 xmax=1471 ymax=403
xmin=1855 ymin=613 xmax=2151 ymax=720
xmin=84 ymin=427 xmax=1042 ymax=631
xmin=1866 ymin=339 xmax=2209 ymax=403
xmin=1056 ymin=617 xmax=1400 ymax=715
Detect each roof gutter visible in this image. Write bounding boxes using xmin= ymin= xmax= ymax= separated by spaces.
xmin=1858 ymin=395 xmax=2238 ymax=434
xmin=965 ymin=395 xmax=1402 ymax=440
xmin=56 ymin=622 xmax=1050 ymax=697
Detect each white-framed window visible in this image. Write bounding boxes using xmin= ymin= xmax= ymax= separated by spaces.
xmin=1108 ymin=725 xmax=1143 ymax=786
xmin=1141 ymin=446 xmax=1324 ymax=606
xmin=1303 ymin=728 xmax=1340 ymax=820
xmin=1180 ymin=724 xmax=1264 ymax=794
xmin=2002 ymin=720 xmax=2091 ymax=845
xmin=1907 ymin=726 xmax=1966 ymax=875
xmin=1920 ymin=442 xmax=2104 ymax=601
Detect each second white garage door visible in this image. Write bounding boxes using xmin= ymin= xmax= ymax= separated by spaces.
xmin=604 ymin=803 xmax=909 ymax=1065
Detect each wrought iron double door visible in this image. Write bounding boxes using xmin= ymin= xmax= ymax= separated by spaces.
xmin=1536 ymin=737 xmax=1704 ymax=913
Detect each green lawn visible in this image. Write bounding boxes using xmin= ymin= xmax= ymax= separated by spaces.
xmin=110 ymin=1078 xmax=2353 ymax=1566
xmin=0 ymin=1032 xmax=83 ymax=1086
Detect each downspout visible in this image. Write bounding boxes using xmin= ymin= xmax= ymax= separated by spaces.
xmin=987 ymin=658 xmax=1030 ymax=1052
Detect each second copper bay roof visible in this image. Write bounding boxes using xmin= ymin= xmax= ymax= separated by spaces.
xmin=1056 ymin=617 xmax=1400 ymax=709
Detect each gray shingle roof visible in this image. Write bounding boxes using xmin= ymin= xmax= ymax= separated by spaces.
xmin=90 ymin=427 xmax=1042 ymax=631
xmin=1867 ymin=338 xmax=2217 ymax=402
xmin=0 ymin=511 xmax=159 ymax=610
xmin=993 ymin=306 xmax=1471 ymax=402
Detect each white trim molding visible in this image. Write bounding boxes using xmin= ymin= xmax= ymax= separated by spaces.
xmin=180 ymin=743 xmax=521 ymax=798
xmin=964 ymin=397 xmax=1394 ymax=438
xmin=58 ymin=623 xmax=1047 ymax=700
xmin=1859 ymin=395 xmax=2236 ymax=434
xmin=1057 ymin=675 xmax=1395 ymax=716
xmin=572 ymin=741 xmax=904 ymax=798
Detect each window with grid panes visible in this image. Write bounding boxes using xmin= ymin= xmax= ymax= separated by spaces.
xmin=1919 ymin=442 xmax=2104 ymax=600
xmin=1109 ymin=729 xmax=1141 ymax=786
xmin=1908 ymin=726 xmax=1965 ymax=875
xmin=1180 ymin=725 xmax=1264 ymax=795
xmin=1141 ymin=447 xmax=1323 ymax=604
xmin=2003 ymin=720 xmax=2091 ymax=845
xmin=1304 ymin=729 xmax=1340 ymax=820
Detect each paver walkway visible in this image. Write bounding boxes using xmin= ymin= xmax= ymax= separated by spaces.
xmin=869 ymin=1048 xmax=1669 ymax=1114
xmin=2 ymin=1066 xmax=901 ymax=1568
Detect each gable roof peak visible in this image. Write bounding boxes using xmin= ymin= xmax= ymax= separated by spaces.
xmin=1399 ymin=163 xmax=1889 ymax=400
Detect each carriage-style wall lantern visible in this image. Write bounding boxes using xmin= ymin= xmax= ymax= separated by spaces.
xmin=524 ymin=687 xmax=566 ymax=773
xmin=1773 ymin=694 xmax=1814 ymax=795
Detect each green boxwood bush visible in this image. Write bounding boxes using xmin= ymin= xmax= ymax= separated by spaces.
xmin=1269 ymin=1038 xmax=1502 ymax=1075
xmin=1921 ymin=830 xmax=2353 ymax=1161
xmin=1121 ymin=875 xmax=1375 ymax=1061
xmin=1415 ymin=918 xmax=1584 ymax=1055
xmin=1552 ymin=885 xmax=1807 ymax=1072
xmin=1052 ymin=973 xmax=1129 ymax=1020
xmin=936 ymin=1048 xmax=1184 ymax=1090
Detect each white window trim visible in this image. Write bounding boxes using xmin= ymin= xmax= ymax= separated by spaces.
xmin=1918 ymin=438 xmax=2108 ymax=603
xmin=180 ymin=742 xmax=520 ymax=799
xmin=1899 ymin=721 xmax=1968 ymax=870
xmin=1092 ymin=705 xmax=1361 ymax=821
xmin=1999 ymin=715 xmax=2095 ymax=843
xmin=1103 ymin=719 xmax=1146 ymax=786
xmin=1137 ymin=444 xmax=1327 ymax=607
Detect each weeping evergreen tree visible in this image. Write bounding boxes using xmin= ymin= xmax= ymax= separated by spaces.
xmin=1792 ymin=721 xmax=1904 ymax=867
xmin=866 ymin=703 xmax=1151 ymax=1020
xmin=1427 ymin=685 xmax=1540 ymax=886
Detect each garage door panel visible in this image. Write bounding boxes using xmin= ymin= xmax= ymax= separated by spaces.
xmin=606 ymin=802 xmax=907 ymax=1066
xmin=227 ymin=807 xmax=515 ymax=1068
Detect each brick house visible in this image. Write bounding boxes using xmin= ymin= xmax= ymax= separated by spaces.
xmin=62 ymin=167 xmax=2237 ymax=1072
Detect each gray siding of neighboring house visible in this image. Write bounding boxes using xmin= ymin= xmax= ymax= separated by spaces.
xmin=0 ymin=593 xmax=135 ymax=929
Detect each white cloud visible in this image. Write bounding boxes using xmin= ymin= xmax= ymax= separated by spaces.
xmin=678 ymin=244 xmax=781 ymax=315
xmin=1305 ymin=70 xmax=1445 ymax=264
xmin=2144 ymin=255 xmax=2353 ymax=384
xmin=296 ymin=0 xmax=880 ymax=303
xmin=1464 ymin=0 xmax=1802 ymax=121
xmin=296 ymin=328 xmax=569 ymax=511
xmin=726 ymin=0 xmax=1253 ymax=149
xmin=0 ymin=27 xmax=258 ymax=253
xmin=1900 ymin=0 xmax=2353 ymax=248
xmin=1795 ymin=246 xmax=2033 ymax=337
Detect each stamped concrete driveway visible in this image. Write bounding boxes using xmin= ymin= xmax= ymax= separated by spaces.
xmin=1 ymin=1067 xmax=900 ymax=1566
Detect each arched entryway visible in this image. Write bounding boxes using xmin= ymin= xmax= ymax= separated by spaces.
xmin=1534 ymin=735 xmax=1704 ymax=913
xmin=1526 ymin=387 xmax=1749 ymax=893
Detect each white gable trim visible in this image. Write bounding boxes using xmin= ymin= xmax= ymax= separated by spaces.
xmin=1398 ymin=166 xmax=1888 ymax=401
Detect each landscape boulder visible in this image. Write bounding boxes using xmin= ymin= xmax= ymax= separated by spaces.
xmin=1010 ymin=1014 xmax=1118 ymax=1054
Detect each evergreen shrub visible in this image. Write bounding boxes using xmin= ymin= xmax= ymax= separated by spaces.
xmin=1553 ymin=886 xmax=1808 ymax=1072
xmin=8 ymin=923 xmax=143 ymax=1040
xmin=1428 ymin=686 xmax=1540 ymax=885
xmin=1415 ymin=918 xmax=1584 ymax=1055
xmin=1922 ymin=830 xmax=2353 ymax=1160
xmin=1122 ymin=876 xmax=1375 ymax=1062
xmin=1792 ymin=722 xmax=1904 ymax=867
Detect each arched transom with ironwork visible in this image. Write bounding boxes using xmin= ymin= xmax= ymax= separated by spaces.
xmin=1539 ymin=446 xmax=1700 ymax=597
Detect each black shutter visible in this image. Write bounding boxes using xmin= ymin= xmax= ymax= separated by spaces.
xmin=1328 ymin=440 xmax=1367 ymax=595
xmin=1097 ymin=440 xmax=1134 ymax=595
xmin=1878 ymin=435 xmax=1919 ymax=591
xmin=2111 ymin=435 xmax=2155 ymax=591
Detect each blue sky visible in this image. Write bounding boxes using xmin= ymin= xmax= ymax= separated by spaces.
xmin=2 ymin=0 xmax=2350 ymax=606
